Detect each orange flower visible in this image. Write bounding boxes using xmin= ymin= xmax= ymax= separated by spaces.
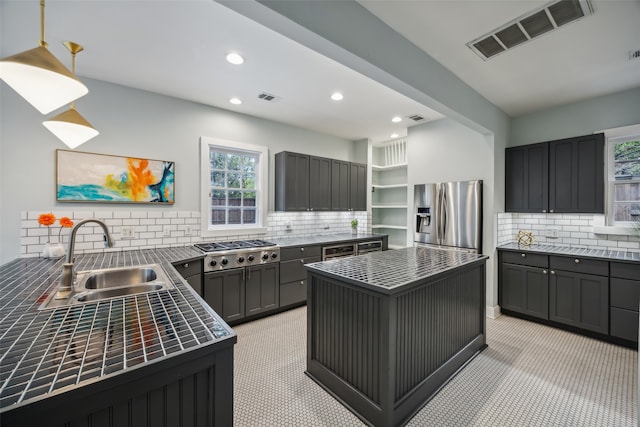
xmin=38 ymin=213 xmax=56 ymax=226
xmin=59 ymin=217 xmax=74 ymax=228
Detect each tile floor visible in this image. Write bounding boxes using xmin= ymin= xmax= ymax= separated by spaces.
xmin=233 ymin=307 xmax=637 ymax=426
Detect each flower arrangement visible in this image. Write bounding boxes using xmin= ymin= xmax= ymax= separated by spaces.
xmin=38 ymin=213 xmax=74 ymax=244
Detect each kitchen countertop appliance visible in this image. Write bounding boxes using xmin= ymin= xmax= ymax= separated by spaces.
xmin=195 ymin=240 xmax=280 ymax=271
xmin=414 ymin=180 xmax=482 ymax=253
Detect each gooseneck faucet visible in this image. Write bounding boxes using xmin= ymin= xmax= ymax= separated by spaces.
xmin=56 ymin=219 xmax=116 ymax=299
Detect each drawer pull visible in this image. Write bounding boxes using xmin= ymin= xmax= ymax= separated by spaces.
xmin=300 ymin=281 xmax=304 ymax=285
xmin=574 ymin=259 xmax=580 ymax=264
xmin=521 ymin=253 xmax=526 ymax=258
xmin=183 ymin=263 xmax=189 ymax=268
xmin=543 ymin=270 xmax=547 ymax=274
xmin=550 ymin=270 xmax=555 ymax=275
xmin=542 ymin=209 xmax=546 ymax=213
xmin=550 ymin=209 xmax=554 ymax=213
xmin=300 ymin=259 xmax=304 ymax=264
xmin=300 ymin=247 xmax=305 ymax=252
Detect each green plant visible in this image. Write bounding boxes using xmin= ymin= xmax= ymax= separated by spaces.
xmin=351 ymin=219 xmax=358 ymax=229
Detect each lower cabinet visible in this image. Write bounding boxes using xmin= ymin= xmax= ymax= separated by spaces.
xmin=204 ymin=264 xmax=280 ymax=324
xmin=501 ymin=263 xmax=549 ymax=320
xmin=549 ymin=269 xmax=608 ymax=334
xmin=246 ymin=264 xmax=279 ymax=317
xmin=204 ymin=269 xmax=245 ymax=323
xmin=499 ymin=249 xmax=638 ymax=347
xmin=279 ymin=244 xmax=322 ymax=307
xmin=172 ymin=259 xmax=203 ymax=296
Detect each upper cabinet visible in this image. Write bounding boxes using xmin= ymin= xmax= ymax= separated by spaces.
xmin=505 ymin=133 xmax=604 ymax=214
xmin=275 ymin=151 xmax=366 ymax=212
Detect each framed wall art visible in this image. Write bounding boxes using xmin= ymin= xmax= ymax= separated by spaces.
xmin=56 ymin=149 xmax=175 ymax=204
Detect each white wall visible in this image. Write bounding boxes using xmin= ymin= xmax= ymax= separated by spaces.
xmin=0 ymin=77 xmax=357 ymax=263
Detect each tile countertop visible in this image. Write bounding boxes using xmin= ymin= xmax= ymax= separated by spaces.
xmin=0 ymin=247 xmax=234 ymax=413
xmin=305 ymin=246 xmax=488 ymax=295
xmin=268 ymin=232 xmax=387 ymax=247
xmin=498 ymin=242 xmax=640 ymax=263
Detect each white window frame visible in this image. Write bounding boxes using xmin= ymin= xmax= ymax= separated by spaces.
xmin=200 ymin=136 xmax=268 ymax=237
xmin=593 ymin=124 xmax=640 ymax=235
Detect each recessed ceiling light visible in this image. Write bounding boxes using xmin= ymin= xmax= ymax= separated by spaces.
xmin=331 ymin=92 xmax=344 ymax=101
xmin=226 ymin=52 xmax=244 ymax=65
xmin=391 ymin=116 xmax=402 ymax=123
xmin=229 ymin=97 xmax=242 ymax=105
xmin=390 ymin=133 xmax=399 ymax=138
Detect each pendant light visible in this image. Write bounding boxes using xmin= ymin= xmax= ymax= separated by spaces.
xmin=0 ymin=0 xmax=88 ymax=114
xmin=43 ymin=41 xmax=98 ymax=149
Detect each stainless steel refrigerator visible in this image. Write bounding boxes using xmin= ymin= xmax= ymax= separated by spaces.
xmin=414 ymin=180 xmax=482 ymax=253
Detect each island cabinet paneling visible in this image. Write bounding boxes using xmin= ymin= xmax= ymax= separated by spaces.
xmin=306 ymin=250 xmax=487 ymax=427
xmin=4 ymin=341 xmax=235 ymax=427
xmin=610 ymin=262 xmax=640 ymax=342
xmin=548 ymin=256 xmax=609 ymax=334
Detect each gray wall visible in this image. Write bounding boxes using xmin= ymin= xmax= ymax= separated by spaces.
xmin=0 ymin=78 xmax=355 ymax=263
xmin=511 ymin=87 xmax=640 ymax=146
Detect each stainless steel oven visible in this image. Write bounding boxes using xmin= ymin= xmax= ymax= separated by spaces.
xmin=322 ymin=243 xmax=357 ymax=260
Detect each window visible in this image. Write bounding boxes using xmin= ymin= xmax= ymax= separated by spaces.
xmin=606 ymin=127 xmax=640 ymax=227
xmin=200 ymin=137 xmax=268 ymax=236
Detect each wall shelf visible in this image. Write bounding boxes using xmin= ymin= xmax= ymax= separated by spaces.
xmin=372 ymin=184 xmax=408 ymax=189
xmin=371 ymin=163 xmax=408 ymax=172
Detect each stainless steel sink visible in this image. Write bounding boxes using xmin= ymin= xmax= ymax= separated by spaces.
xmin=39 ymin=264 xmax=174 ymax=310
xmin=79 ymin=266 xmax=160 ymax=289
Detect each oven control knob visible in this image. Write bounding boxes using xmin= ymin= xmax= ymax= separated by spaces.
xmin=238 ymin=256 xmax=245 ymax=263
xmin=262 ymin=253 xmax=269 ymax=260
xmin=248 ymin=255 xmax=255 ymax=262
xmin=209 ymin=259 xmax=217 ymax=267
xmin=221 ymin=258 xmax=228 ymax=265
xmin=271 ymin=253 xmax=278 ymax=259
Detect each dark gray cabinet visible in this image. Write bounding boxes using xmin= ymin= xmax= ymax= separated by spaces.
xmin=610 ymin=262 xmax=640 ymax=342
xmin=279 ymin=244 xmax=321 ymax=307
xmin=331 ymin=159 xmax=350 ymax=210
xmin=276 ymin=151 xmax=367 ymax=212
xmin=309 ymin=156 xmax=332 ymax=211
xmin=246 ymin=263 xmax=280 ymax=316
xmin=499 ymin=251 xmax=549 ymax=319
xmin=505 ymin=133 xmax=604 ymax=214
xmin=172 ymin=259 xmax=203 ymax=296
xmin=505 ymin=143 xmax=548 ymax=213
xmin=350 ymin=162 xmax=367 ymax=211
xmin=204 ymin=269 xmax=245 ymax=323
xmin=275 ymin=151 xmax=309 ymax=211
xmin=549 ymin=134 xmax=605 ymax=213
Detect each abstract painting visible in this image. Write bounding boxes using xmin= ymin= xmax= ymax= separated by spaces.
xmin=56 ymin=149 xmax=175 ymax=204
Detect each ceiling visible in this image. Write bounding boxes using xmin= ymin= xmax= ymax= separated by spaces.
xmin=1 ymin=0 xmax=639 ymax=143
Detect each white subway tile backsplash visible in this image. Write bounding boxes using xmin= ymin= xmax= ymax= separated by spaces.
xmin=131 ymin=211 xmax=148 ymax=219
xmin=113 ymin=211 xmax=130 ymax=219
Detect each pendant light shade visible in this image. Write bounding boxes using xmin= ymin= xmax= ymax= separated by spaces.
xmin=43 ymin=41 xmax=98 ymax=149
xmin=43 ymin=107 xmax=99 ymax=149
xmin=0 ymin=1 xmax=88 ymax=114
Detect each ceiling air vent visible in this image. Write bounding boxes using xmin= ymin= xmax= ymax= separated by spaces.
xmin=406 ymin=114 xmax=425 ymax=122
xmin=257 ymin=92 xmax=282 ymax=103
xmin=630 ymin=50 xmax=640 ymax=61
xmin=467 ymin=0 xmax=594 ymax=60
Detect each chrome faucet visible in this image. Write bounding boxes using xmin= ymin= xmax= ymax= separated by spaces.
xmin=56 ymin=219 xmax=116 ymax=299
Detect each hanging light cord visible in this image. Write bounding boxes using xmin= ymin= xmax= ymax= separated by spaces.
xmin=70 ymin=49 xmax=76 ymax=109
xmin=39 ymin=0 xmax=47 ymax=48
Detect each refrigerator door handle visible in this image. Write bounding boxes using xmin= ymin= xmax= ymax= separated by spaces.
xmin=439 ymin=185 xmax=447 ymax=244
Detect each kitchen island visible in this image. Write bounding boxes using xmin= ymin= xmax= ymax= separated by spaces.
xmin=305 ymin=246 xmax=488 ymax=427
xmin=0 ymin=248 xmax=236 ymax=427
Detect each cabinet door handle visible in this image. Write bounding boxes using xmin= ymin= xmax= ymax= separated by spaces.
xmin=521 ymin=253 xmax=526 ymax=258
xmin=550 ymin=209 xmax=554 ymax=213
xmin=542 ymin=270 xmax=548 ymax=274
xmin=300 ymin=281 xmax=304 ymax=285
xmin=183 ymin=263 xmax=189 ymax=268
xmin=300 ymin=248 xmax=305 ymax=252
xmin=550 ymin=270 xmax=555 ymax=275
xmin=574 ymin=259 xmax=580 ymax=264
xmin=300 ymin=259 xmax=304 ymax=264
xmin=542 ymin=210 xmax=546 ymax=213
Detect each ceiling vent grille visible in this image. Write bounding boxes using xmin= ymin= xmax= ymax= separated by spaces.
xmin=630 ymin=50 xmax=640 ymax=61
xmin=467 ymin=0 xmax=594 ymax=60
xmin=257 ymin=92 xmax=282 ymax=102
xmin=407 ymin=114 xmax=425 ymax=122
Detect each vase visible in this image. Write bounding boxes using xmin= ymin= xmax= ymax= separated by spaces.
xmin=43 ymin=243 xmax=65 ymax=259
xmin=351 ymin=227 xmax=357 ymax=235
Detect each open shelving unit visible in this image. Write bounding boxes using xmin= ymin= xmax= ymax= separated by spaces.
xmin=371 ymin=139 xmax=409 ymax=249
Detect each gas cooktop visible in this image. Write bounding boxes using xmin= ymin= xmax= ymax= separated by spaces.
xmin=194 ymin=239 xmax=277 ymax=253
